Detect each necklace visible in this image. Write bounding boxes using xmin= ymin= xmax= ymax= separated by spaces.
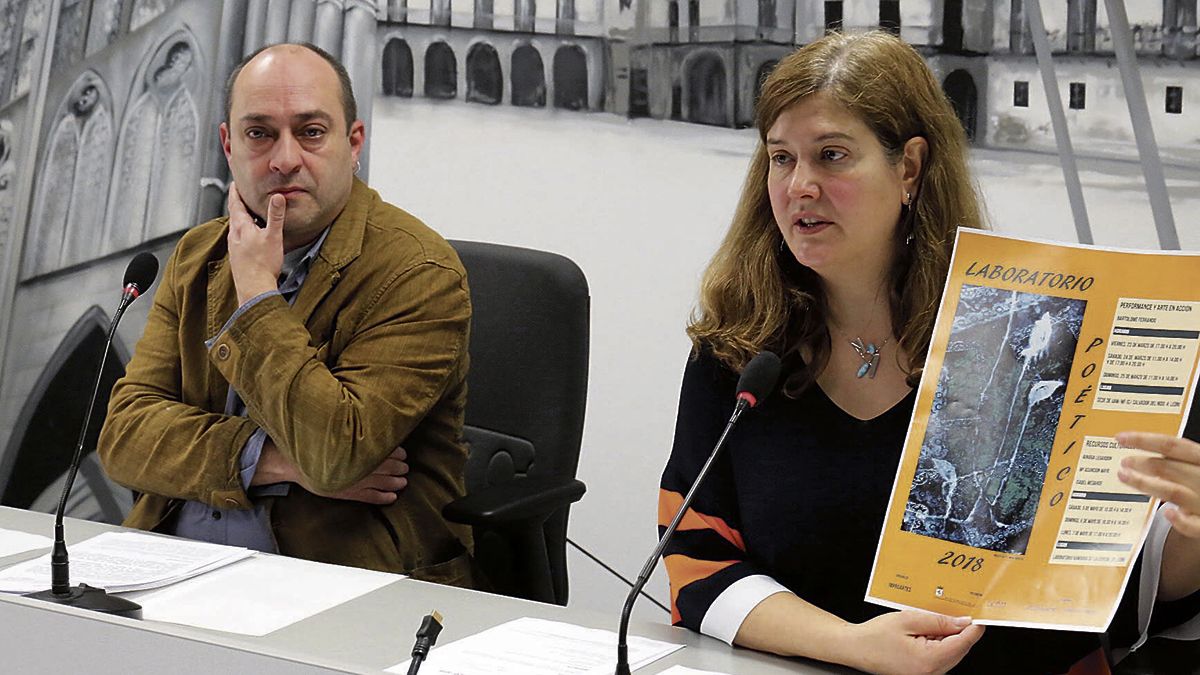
xmin=849 ymin=336 xmax=890 ymax=379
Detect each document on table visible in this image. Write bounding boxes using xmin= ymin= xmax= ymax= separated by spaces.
xmin=126 ymin=552 xmax=401 ymax=636
xmin=655 ymin=667 xmax=732 ymax=675
xmin=0 ymin=531 xmax=252 ymax=594
xmin=0 ymin=528 xmax=52 ymax=559
xmin=387 ymin=616 xmax=684 ymax=674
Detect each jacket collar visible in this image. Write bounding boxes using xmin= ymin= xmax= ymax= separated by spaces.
xmin=288 ymin=177 xmax=374 ymax=324
xmin=315 ymin=177 xmax=372 ymax=273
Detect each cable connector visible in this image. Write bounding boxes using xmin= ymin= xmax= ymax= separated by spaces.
xmin=407 ymin=610 xmax=444 ymax=675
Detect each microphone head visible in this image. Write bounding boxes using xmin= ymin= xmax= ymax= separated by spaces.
xmin=122 ymin=252 xmax=159 ymax=298
xmin=735 ymin=351 xmax=782 ymax=408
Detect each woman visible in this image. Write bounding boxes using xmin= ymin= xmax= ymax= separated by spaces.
xmin=660 ymin=31 xmax=1200 ymax=674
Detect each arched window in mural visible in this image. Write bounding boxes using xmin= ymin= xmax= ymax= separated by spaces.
xmin=511 ymin=44 xmax=545 ymax=108
xmin=0 ymin=3 xmax=21 ymax=106
xmin=754 ymin=59 xmax=778 ymax=108
xmin=552 ymin=45 xmax=587 ymax=111
xmin=0 ymin=306 xmax=131 ymax=524
xmin=466 ymin=43 xmax=502 ymax=105
xmin=944 ymin=0 xmax=964 ymax=52
xmin=106 ymin=33 xmax=200 ymax=251
xmin=130 ymin=0 xmax=179 ymax=32
xmin=382 ymin=38 xmax=414 ymax=97
xmin=85 ymin=0 xmax=126 ymax=56
xmin=686 ymin=52 xmax=728 ymax=127
xmin=62 ymin=100 xmax=113 ymax=266
xmin=943 ymin=70 xmax=978 ymax=142
xmin=1165 ymin=0 xmax=1198 ymax=57
xmin=51 ymin=0 xmax=90 ymax=73
xmin=425 ymin=42 xmax=457 ymax=99
xmin=23 ymin=72 xmax=114 ymax=277
xmin=0 ymin=119 xmax=14 ymax=264
xmin=758 ymin=0 xmax=776 ymax=29
xmin=4 ymin=0 xmax=50 ymax=104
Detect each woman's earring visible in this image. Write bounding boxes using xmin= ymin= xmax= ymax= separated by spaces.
xmin=903 ymin=192 xmax=914 ymax=245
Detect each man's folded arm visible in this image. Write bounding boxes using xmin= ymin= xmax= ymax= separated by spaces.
xmin=98 ymin=249 xmax=261 ymax=509
xmin=212 ymin=258 xmax=469 ymax=494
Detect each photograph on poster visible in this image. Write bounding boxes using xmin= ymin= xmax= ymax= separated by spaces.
xmin=903 ymin=285 xmax=1086 ymax=555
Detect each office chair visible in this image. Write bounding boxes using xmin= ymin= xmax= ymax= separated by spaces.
xmin=443 ymin=240 xmax=589 ymax=605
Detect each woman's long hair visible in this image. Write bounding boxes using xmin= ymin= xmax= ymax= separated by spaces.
xmin=688 ymin=31 xmax=985 ymax=393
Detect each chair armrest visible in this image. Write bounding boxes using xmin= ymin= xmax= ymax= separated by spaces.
xmin=443 ymin=477 xmax=586 ymax=527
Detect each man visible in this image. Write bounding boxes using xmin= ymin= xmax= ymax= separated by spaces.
xmin=97 ymin=43 xmax=474 ymax=587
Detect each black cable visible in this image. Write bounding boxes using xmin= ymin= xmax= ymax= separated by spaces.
xmin=407 ymin=610 xmax=443 ymax=675
xmin=567 ymin=537 xmax=670 ymax=614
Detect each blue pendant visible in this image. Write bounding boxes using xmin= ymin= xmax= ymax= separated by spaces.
xmin=850 ymin=338 xmax=882 ymax=379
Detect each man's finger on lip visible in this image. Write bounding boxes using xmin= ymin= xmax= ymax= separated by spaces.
xmin=268 ymin=193 xmax=286 ymax=227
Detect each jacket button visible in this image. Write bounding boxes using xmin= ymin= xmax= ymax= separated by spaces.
xmin=216 ymin=343 xmax=230 ymax=360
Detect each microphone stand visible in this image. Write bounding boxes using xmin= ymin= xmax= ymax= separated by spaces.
xmin=23 ymin=287 xmax=144 ymax=619
xmin=615 ymin=397 xmax=751 ymax=675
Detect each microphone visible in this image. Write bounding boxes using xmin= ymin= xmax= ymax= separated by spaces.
xmin=23 ymin=252 xmax=159 ymax=619
xmin=615 ymin=351 xmax=781 ymax=675
xmin=122 ymin=251 xmax=159 ymax=301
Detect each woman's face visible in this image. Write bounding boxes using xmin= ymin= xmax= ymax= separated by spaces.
xmin=766 ymin=93 xmax=919 ymax=284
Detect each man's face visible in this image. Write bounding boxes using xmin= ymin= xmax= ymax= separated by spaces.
xmin=220 ymin=47 xmax=364 ymax=250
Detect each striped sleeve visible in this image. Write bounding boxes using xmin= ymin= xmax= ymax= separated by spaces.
xmin=659 ymin=351 xmax=788 ymax=644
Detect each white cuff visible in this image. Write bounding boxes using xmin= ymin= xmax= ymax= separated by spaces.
xmin=699 ymin=574 xmax=790 ymax=645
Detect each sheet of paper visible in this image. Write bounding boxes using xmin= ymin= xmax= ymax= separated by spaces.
xmin=0 ymin=528 xmax=52 ymax=559
xmin=0 ymin=531 xmax=252 ymax=593
xmin=127 ymin=553 xmax=401 ymax=636
xmin=655 ymin=667 xmax=731 ymax=675
xmin=866 ymin=230 xmax=1200 ymax=631
xmin=387 ymin=617 xmax=684 ymax=674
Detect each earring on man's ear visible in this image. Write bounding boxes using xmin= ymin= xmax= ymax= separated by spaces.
xmin=354 ymin=160 xmax=361 ymax=174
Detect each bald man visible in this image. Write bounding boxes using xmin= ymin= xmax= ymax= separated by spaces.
xmin=98 ymin=44 xmax=475 ymax=587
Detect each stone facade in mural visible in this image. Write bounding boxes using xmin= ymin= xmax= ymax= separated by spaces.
xmin=373 ymin=1 xmax=1197 ymax=157
xmin=378 ymin=0 xmax=608 ymax=113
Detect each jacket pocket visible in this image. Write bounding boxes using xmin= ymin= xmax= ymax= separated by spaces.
xmin=408 ymin=550 xmax=475 ymax=590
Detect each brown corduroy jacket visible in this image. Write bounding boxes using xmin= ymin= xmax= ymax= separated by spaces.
xmin=97 ymin=179 xmax=475 ymax=587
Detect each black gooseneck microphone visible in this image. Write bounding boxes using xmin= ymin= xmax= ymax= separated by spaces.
xmin=615 ymin=351 xmax=782 ymax=675
xmin=23 ymin=252 xmax=159 ymax=619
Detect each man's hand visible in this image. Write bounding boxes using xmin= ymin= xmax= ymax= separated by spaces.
xmin=848 ymin=611 xmax=984 ymax=675
xmin=227 ymin=182 xmax=285 ymax=306
xmin=252 ymin=439 xmax=410 ymax=505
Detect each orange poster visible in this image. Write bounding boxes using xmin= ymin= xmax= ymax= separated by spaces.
xmin=866 ymin=229 xmax=1200 ymax=631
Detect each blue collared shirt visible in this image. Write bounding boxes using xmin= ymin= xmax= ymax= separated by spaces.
xmin=172 ymin=228 xmax=330 ymax=551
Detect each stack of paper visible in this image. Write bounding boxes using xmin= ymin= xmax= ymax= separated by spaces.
xmin=0 ymin=527 xmax=52 ymax=558
xmin=388 ymin=616 xmax=685 ymax=674
xmin=128 ymin=553 xmax=401 ymax=636
xmin=0 ymin=531 xmax=253 ymax=594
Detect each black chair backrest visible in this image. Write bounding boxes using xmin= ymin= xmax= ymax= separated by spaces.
xmin=451 ymin=240 xmax=589 ymax=488
xmin=448 ymin=240 xmax=590 ymax=604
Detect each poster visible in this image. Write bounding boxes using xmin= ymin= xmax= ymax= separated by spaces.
xmin=866 ymin=229 xmax=1200 ymax=631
